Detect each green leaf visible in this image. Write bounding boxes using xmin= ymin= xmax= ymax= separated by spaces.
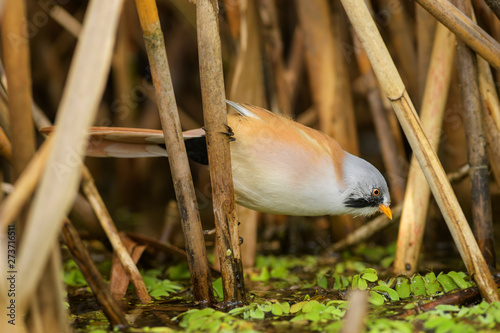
xmin=281 ymin=302 xmax=290 ymax=314
xmin=335 ymin=262 xmax=345 ymax=274
xmin=228 ymin=305 xmax=250 ymax=316
xmin=358 ymin=277 xmax=368 ymax=290
xmin=290 ymin=301 xmax=307 ymax=314
xmin=317 ymin=275 xmax=328 ymax=289
xmin=369 ymin=290 xmax=385 ymax=306
xmin=270 ymin=266 xmax=289 ymax=279
xmin=302 ymin=300 xmax=325 ymax=313
xmin=437 ymin=273 xmax=459 ymax=293
xmin=167 ymin=262 xmax=191 ymax=280
xmin=361 ymin=269 xmax=378 ymax=282
xmin=352 ymin=274 xmax=360 ymax=289
xmin=259 ymin=302 xmax=272 ymax=313
xmin=251 ymin=267 xmax=270 ymax=282
xmin=250 ymin=308 xmax=265 ymax=319
xmin=271 ymin=303 xmax=283 ymax=316
xmin=372 ymin=285 xmax=399 ymax=301
xmin=149 ymin=288 xmax=169 ymax=297
xmin=435 ymin=304 xmax=461 ymax=312
xmin=213 ymin=277 xmax=224 ymax=301
xmin=447 ymin=271 xmax=471 ymax=289
xmin=424 ymin=272 xmax=441 ymax=295
xmin=411 ymin=274 xmax=426 ymax=297
xmin=362 ymin=273 xmax=378 ymax=283
xmin=396 ymin=276 xmax=411 ymax=299
xmin=304 ymin=311 xmax=320 ymax=322
xmin=424 ymin=316 xmax=454 ymax=332
xmin=381 ymin=256 xmax=394 ymax=268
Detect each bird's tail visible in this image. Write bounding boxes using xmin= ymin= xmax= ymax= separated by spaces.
xmin=39 ymin=126 xmax=208 ymax=164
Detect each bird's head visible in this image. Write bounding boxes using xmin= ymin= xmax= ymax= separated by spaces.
xmin=341 ymin=153 xmax=392 ymax=219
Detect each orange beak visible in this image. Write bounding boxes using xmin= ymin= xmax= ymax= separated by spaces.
xmin=379 ymin=204 xmax=392 ymax=220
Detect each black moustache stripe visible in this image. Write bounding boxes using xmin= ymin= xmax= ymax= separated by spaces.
xmin=344 ymin=196 xmax=381 ymax=208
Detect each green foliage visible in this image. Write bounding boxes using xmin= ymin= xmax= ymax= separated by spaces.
xmin=174 ymin=308 xmax=258 ymax=333
xmin=65 ymin=251 xmax=492 ymax=333
xmin=229 ymin=301 xmax=291 ymax=320
xmin=166 ymin=262 xmax=191 ymax=281
xmin=366 ymin=318 xmax=413 ymax=333
xmin=142 ymin=269 xmax=183 ymax=298
xmin=63 ymin=259 xmax=88 ymax=287
xmin=212 ymin=277 xmax=223 ymax=302
xmin=413 ymin=301 xmax=500 ymax=332
xmin=289 ymin=300 xmax=347 ymax=324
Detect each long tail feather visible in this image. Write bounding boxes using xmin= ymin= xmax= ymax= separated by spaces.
xmin=40 ymin=126 xmax=207 ymax=161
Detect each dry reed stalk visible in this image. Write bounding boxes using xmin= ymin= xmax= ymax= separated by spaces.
xmin=0 ymin=136 xmax=63 ymax=332
xmin=109 ymin=234 xmax=146 ymax=301
xmin=341 ymin=0 xmax=500 ymax=302
xmin=473 ymin=7 xmax=500 ymax=188
xmin=415 ymin=0 xmax=500 ymax=70
xmin=393 ymin=23 xmax=456 ymax=275
xmin=455 ymin=0 xmax=495 ymax=270
xmin=379 ymin=0 xmax=417 ymax=99
xmin=284 ymin=27 xmax=304 ymax=108
xmin=352 ymin=34 xmax=406 ymax=203
xmin=482 ymin=0 xmax=500 ymax=20
xmin=159 ymin=200 xmax=180 ymax=244
xmin=0 ymin=127 xmax=11 ymax=161
xmin=0 ymin=135 xmax=54 ymax=230
xmin=257 ymin=0 xmax=291 ymax=115
xmin=17 ymin=0 xmax=125 ymax=311
xmin=223 ymin=0 xmax=241 ymax=39
xmin=49 ymin=5 xmax=82 ymax=38
xmin=297 ymin=0 xmax=358 ymax=153
xmin=227 ymin=0 xmax=265 ymax=270
xmin=416 ymin=5 xmax=437 ymax=104
xmin=229 ymin=0 xmax=266 ymax=106
xmin=238 ymin=207 xmax=259 ymax=268
xmin=197 ymin=0 xmax=246 ymax=305
xmin=62 ymin=220 xmax=127 ymax=326
xmin=478 ymin=56 xmax=500 ymax=187
xmin=1 ymin=0 xmax=36 ymax=181
xmin=81 ymin=167 xmax=151 ymax=303
xmin=29 ymin=250 xmax=69 ymax=333
xmin=134 ymin=0 xmax=215 ymax=304
xmin=341 ymin=290 xmax=368 ymax=333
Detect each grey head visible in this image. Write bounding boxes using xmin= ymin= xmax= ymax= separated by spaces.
xmin=340 ymin=153 xmax=392 ymax=219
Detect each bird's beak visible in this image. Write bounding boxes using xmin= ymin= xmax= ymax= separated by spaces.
xmin=378 ymin=204 xmax=392 ymax=220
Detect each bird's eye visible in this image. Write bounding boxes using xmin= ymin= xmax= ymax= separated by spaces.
xmin=372 ymin=188 xmax=380 ymax=196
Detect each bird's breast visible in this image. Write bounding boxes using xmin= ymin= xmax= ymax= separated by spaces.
xmin=227 ymin=118 xmax=347 ymax=215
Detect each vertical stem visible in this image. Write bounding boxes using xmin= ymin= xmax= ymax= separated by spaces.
xmin=416 ymin=5 xmax=436 ymax=104
xmin=81 ymin=167 xmax=151 ymax=304
xmin=257 ymin=0 xmax=291 ymax=115
xmin=455 ymin=0 xmax=495 ymax=270
xmin=62 ymin=220 xmax=127 ymax=326
xmin=197 ymin=0 xmax=246 ymax=305
xmin=394 ymin=23 xmax=455 ymax=275
xmin=134 ymin=0 xmax=215 ymax=305
xmin=1 ymin=0 xmax=36 ymax=180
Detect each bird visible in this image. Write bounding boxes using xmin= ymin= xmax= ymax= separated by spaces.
xmin=42 ymin=101 xmax=392 ymax=219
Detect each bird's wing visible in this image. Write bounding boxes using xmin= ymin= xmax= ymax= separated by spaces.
xmin=39 ymin=126 xmax=206 ymax=159
xmin=227 ymin=100 xmax=269 ymax=120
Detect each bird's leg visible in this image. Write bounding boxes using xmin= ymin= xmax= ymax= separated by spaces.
xmin=220 ymin=124 xmax=235 ymax=142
